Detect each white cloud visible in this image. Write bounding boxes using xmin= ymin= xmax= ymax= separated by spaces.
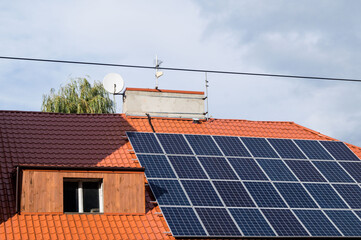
xmin=1 ymin=0 xmax=361 ymax=146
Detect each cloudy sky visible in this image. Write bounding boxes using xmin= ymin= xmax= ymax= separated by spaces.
xmin=1 ymin=1 xmax=361 ymax=146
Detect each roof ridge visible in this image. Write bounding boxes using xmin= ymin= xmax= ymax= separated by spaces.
xmin=0 ymin=110 xmax=125 ymax=116
xmin=126 ymin=115 xmax=295 ymax=123
xmin=292 ymin=122 xmax=336 ymax=141
xmin=0 ymin=110 xmax=300 ymax=125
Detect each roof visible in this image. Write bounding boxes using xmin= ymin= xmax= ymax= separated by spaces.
xmin=1 ymin=110 xmax=361 ymax=239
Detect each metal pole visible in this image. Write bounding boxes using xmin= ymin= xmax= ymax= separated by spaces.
xmin=205 ymin=72 xmax=209 ymax=120
xmin=155 ymin=55 xmax=159 ymax=89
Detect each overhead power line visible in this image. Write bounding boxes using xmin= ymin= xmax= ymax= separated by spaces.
xmin=1 ymin=55 xmax=361 ymax=83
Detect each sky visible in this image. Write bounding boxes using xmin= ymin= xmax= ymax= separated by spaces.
xmin=1 ymin=1 xmax=361 ymax=146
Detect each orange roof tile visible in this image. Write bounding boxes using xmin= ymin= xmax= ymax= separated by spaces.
xmin=0 ymin=110 xmax=360 ymax=239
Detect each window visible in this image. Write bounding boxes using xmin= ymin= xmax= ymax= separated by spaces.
xmin=63 ymin=179 xmax=103 ymax=213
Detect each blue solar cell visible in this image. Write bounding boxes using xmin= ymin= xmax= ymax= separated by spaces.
xmin=230 ymin=208 xmax=275 ymax=236
xmin=196 ymin=208 xmax=241 ymax=236
xmin=185 ymin=134 xmax=222 ymax=156
xmin=294 ymin=210 xmax=341 ymax=236
xmin=213 ymin=136 xmax=251 ymax=157
xmin=156 ymin=133 xmax=193 ymax=155
xmin=313 ymin=161 xmax=355 ymax=183
xmin=198 ymin=157 xmax=238 ymax=180
xmin=294 ymin=140 xmax=333 ymax=160
xmin=168 ymin=156 xmax=207 ymax=179
xmin=340 ymin=162 xmax=361 ymax=183
xmin=257 ymin=159 xmax=297 ymax=181
xmin=285 ymin=160 xmax=326 ymax=182
xmin=148 ymin=179 xmax=190 ymax=206
xmin=137 ymin=154 xmax=176 ymax=178
xmin=181 ymin=180 xmax=223 ymax=206
xmin=325 ymin=210 xmax=361 ymax=236
xmin=161 ymin=207 xmax=206 ymax=236
xmin=353 ymin=211 xmax=361 ymax=220
xmin=274 ymin=183 xmax=318 ymax=208
xmin=305 ymin=184 xmax=348 ymax=209
xmin=127 ymin=132 xmax=163 ymax=153
xmin=262 ymin=209 xmax=309 ymax=236
xmin=213 ymin=181 xmax=255 ymax=207
xmin=268 ymin=138 xmax=307 ymax=159
xmin=228 ymin=158 xmax=268 ymax=180
xmin=320 ymin=141 xmax=360 ymax=161
xmin=333 ymin=184 xmax=361 ymax=209
xmin=244 ymin=182 xmax=287 ymax=208
xmin=240 ymin=137 xmax=279 ymax=158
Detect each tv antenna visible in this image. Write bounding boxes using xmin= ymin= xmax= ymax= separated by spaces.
xmin=102 ymin=73 xmax=125 ymax=113
xmin=103 ymin=73 xmax=125 ymax=94
xmin=154 ymin=55 xmax=163 ymax=89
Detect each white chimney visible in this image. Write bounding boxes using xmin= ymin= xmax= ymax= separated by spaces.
xmin=122 ymin=88 xmax=206 ymax=119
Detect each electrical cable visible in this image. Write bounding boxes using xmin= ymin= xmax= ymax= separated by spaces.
xmin=1 ymin=55 xmax=361 ymax=83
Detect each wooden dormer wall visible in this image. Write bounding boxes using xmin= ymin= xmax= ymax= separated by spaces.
xmin=20 ymin=170 xmax=145 ymax=214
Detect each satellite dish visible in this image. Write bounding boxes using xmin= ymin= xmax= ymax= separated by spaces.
xmin=102 ymin=73 xmax=124 ymax=94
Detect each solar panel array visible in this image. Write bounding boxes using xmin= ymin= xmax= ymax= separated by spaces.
xmin=127 ymin=132 xmax=361 ymax=237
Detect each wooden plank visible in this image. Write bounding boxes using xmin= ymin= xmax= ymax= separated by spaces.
xmin=21 ymin=170 xmax=145 ymax=213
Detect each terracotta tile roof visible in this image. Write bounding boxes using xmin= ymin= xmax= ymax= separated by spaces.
xmin=0 ymin=110 xmax=360 ymax=239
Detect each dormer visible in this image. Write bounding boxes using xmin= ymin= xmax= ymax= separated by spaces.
xmin=17 ymin=166 xmax=145 ymax=214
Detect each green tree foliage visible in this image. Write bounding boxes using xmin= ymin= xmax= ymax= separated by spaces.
xmin=41 ymin=77 xmax=115 ymax=113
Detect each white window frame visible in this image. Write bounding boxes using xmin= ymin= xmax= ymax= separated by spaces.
xmin=64 ymin=178 xmax=104 ymax=213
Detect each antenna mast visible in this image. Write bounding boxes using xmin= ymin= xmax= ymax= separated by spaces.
xmin=154 ymin=55 xmax=163 ymax=89
xmin=205 ymin=72 xmax=209 ymax=119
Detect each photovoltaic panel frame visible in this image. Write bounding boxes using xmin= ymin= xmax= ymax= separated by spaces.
xmin=127 ymin=132 xmax=361 ymax=238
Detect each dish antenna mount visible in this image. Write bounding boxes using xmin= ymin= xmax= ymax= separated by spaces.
xmin=102 ymin=73 xmax=125 ymax=95
xmin=154 ymin=55 xmax=163 ymax=89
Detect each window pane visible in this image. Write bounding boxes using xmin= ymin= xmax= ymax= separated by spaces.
xmin=83 ymin=182 xmax=100 ymax=212
xmin=64 ymin=182 xmax=78 ymax=212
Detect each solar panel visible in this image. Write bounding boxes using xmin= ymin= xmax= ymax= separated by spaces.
xmin=229 ymin=208 xmax=275 ymax=236
xmin=195 ymin=208 xmax=241 ymax=236
xmin=198 ymin=157 xmax=238 ymax=180
xmin=161 ymin=207 xmax=206 ymax=236
xmin=244 ymin=182 xmax=287 ymax=208
xmin=268 ymin=138 xmax=307 ymax=159
xmin=156 ymin=133 xmax=193 ymax=155
xmin=262 ymin=209 xmax=309 ymax=236
xmin=213 ymin=181 xmax=255 ymax=207
xmin=274 ymin=183 xmax=318 ymax=208
xmin=228 ymin=158 xmax=268 ymax=180
xmin=285 ymin=160 xmax=326 ymax=182
xmin=325 ymin=210 xmax=361 ymax=236
xmin=127 ymin=132 xmax=163 ymax=153
xmin=185 ymin=134 xmax=222 ymax=156
xmin=180 ymin=180 xmax=223 ymax=207
xmin=137 ymin=154 xmax=176 ymax=178
xmin=148 ymin=179 xmax=190 ymax=206
xmin=241 ymin=137 xmax=279 ymax=158
xmin=127 ymin=132 xmax=361 ymax=238
xmin=332 ymin=184 xmax=361 ymax=209
xmin=294 ymin=139 xmax=333 ymax=160
xmin=340 ymin=162 xmax=361 ymax=182
xmin=313 ymin=161 xmax=355 ymax=183
xmin=257 ymin=159 xmax=297 ymax=181
xmin=304 ymin=183 xmax=349 ymax=209
xmin=168 ymin=156 xmax=207 ymax=179
xmin=213 ymin=136 xmax=251 ymax=157
xmin=294 ymin=210 xmax=341 ymax=236
xmin=320 ymin=141 xmax=360 ymax=161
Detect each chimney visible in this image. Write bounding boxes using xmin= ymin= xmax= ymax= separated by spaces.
xmin=122 ymin=88 xmax=206 ymax=119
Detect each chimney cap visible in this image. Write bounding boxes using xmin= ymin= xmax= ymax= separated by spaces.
xmin=125 ymin=88 xmax=204 ymax=95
